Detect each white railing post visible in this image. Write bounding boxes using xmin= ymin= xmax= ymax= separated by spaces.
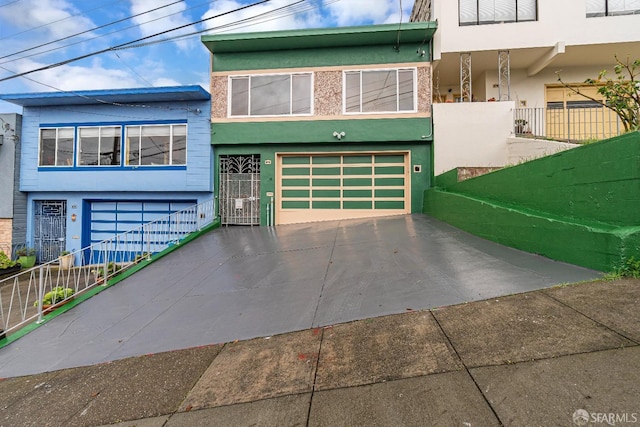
xmin=36 ymin=264 xmax=44 ymax=323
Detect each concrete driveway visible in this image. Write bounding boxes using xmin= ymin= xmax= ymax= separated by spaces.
xmin=0 ymin=214 xmax=599 ymax=377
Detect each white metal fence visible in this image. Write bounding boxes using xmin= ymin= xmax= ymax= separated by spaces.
xmin=514 ymin=107 xmax=622 ymax=142
xmin=0 ymin=199 xmax=216 ymax=338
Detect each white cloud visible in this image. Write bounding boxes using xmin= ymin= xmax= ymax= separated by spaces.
xmin=324 ymin=0 xmax=414 ymax=26
xmin=10 ymin=58 xmax=140 ymax=92
xmin=129 ymin=0 xmax=194 ymax=51
xmin=200 ymin=0 xmax=323 ymax=34
xmin=152 ymin=77 xmax=182 ymax=86
xmin=0 ymin=0 xmax=95 ymax=40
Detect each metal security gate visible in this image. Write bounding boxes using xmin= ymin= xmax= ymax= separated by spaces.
xmin=219 ymin=155 xmax=261 ymax=225
xmin=34 ymin=200 xmax=67 ymax=263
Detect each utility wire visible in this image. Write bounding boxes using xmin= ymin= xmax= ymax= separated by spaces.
xmin=0 ymin=0 xmax=184 ymax=61
xmin=0 ymin=0 xmax=220 ymax=65
xmin=0 ymin=0 xmax=123 ymax=39
xmin=115 ymin=0 xmax=338 ymax=51
xmin=0 ymin=0 xmax=271 ymax=84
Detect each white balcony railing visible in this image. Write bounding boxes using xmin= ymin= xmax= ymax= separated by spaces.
xmin=0 ymin=199 xmax=216 ymax=339
xmin=514 ymin=107 xmax=622 ymax=142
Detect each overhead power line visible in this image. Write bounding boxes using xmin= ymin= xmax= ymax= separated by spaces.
xmin=0 ymin=0 xmax=271 ymax=84
xmin=0 ymin=0 xmax=185 ymax=61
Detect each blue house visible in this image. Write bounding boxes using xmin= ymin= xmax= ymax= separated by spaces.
xmin=0 ymin=86 xmax=213 ymax=263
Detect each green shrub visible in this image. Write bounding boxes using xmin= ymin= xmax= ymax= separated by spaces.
xmin=35 ymin=287 xmax=75 ymax=306
xmin=0 ymin=251 xmax=17 ymax=269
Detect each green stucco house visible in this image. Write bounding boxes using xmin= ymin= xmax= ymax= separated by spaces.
xmin=201 ymin=22 xmax=437 ymax=226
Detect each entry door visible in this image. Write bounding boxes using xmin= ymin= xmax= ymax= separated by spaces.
xmin=34 ymin=200 xmax=67 ymax=263
xmin=219 ymin=155 xmax=261 ymax=225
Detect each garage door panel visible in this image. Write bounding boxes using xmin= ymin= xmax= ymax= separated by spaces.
xmin=277 ymin=152 xmax=410 ymax=225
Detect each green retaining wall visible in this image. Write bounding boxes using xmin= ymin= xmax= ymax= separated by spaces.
xmin=424 ymin=132 xmax=640 ymax=272
xmin=216 ymin=142 xmax=432 ymax=226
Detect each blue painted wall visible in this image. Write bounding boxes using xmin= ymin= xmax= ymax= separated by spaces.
xmin=19 ymin=100 xmax=213 ymax=193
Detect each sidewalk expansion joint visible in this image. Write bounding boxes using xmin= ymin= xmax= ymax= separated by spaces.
xmin=429 ymin=310 xmax=506 ymax=427
xmin=539 ymin=291 xmax=640 ymax=346
xmin=306 ymin=326 xmax=326 ymax=427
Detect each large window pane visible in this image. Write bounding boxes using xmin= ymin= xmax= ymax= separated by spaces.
xmin=292 ymin=74 xmax=312 ymax=114
xmin=101 ymin=127 xmax=121 ymax=166
xmin=79 ymin=127 xmax=99 ymax=166
xmin=251 ymin=75 xmax=290 ymax=115
xmin=518 ymin=0 xmax=537 ymax=20
xmin=140 ymin=126 xmax=170 ymax=165
xmin=126 ymin=127 xmax=140 ymax=165
xmin=460 ymin=0 xmax=479 ymax=24
xmin=172 ymin=125 xmax=187 ymax=165
xmin=39 ymin=129 xmax=57 ymax=166
xmin=362 ymin=70 xmax=397 ymax=112
xmin=345 ymin=72 xmax=361 ymax=113
xmin=231 ymin=77 xmax=249 ymax=116
xmin=398 ymin=70 xmax=415 ymax=111
xmin=586 ymin=0 xmax=606 ymax=16
xmin=57 ymin=128 xmax=74 ymax=166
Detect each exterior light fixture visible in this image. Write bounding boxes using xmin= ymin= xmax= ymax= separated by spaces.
xmin=71 ymin=213 xmax=77 ymax=222
xmin=333 ymin=131 xmax=345 ymax=140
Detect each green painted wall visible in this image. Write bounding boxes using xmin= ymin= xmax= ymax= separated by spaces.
xmin=216 ymin=142 xmax=432 ymax=226
xmin=424 ymin=132 xmax=640 ymax=272
xmin=212 ymin=118 xmax=433 ymax=145
xmin=212 ymin=45 xmax=431 ymax=72
xmin=439 ymin=132 xmax=640 ymax=226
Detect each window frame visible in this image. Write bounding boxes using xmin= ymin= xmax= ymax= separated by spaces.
xmin=342 ymin=67 xmax=418 ymax=115
xmin=228 ymin=72 xmax=314 ymax=118
xmin=459 ymin=0 xmax=538 ymax=26
xmin=38 ymin=127 xmax=75 ymax=167
xmin=586 ymin=0 xmax=640 ymax=17
xmin=124 ymin=123 xmax=188 ymax=167
xmin=77 ymin=125 xmax=122 ymax=167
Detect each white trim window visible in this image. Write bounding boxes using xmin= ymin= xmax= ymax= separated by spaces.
xmin=344 ymin=68 xmax=417 ymax=114
xmin=125 ymin=124 xmax=187 ymax=166
xmin=39 ymin=127 xmax=74 ymax=166
xmin=459 ymin=0 xmax=537 ymax=25
xmin=229 ymin=73 xmax=313 ymax=117
xmin=586 ymin=0 xmax=640 ymax=16
xmin=78 ymin=126 xmax=122 ymax=166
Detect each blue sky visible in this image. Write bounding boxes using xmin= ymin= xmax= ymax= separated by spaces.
xmin=0 ymin=0 xmax=416 ymax=112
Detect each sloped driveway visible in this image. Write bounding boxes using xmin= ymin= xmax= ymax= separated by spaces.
xmin=0 ymin=214 xmax=599 ymax=377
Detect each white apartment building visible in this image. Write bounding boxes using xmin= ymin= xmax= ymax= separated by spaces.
xmin=411 ymin=0 xmax=640 ymax=173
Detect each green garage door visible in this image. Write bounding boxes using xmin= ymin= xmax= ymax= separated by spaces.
xmin=277 ymin=152 xmax=409 ymax=225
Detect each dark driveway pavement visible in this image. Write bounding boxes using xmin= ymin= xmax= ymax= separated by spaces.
xmin=0 ymin=214 xmax=599 ymax=377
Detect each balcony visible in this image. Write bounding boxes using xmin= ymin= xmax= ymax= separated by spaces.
xmin=514 ymin=107 xmax=622 ymax=143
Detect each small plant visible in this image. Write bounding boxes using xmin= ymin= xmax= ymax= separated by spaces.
xmin=94 ymin=262 xmax=117 ymax=280
xmin=15 ymin=247 xmax=35 ymax=257
xmin=0 ymin=251 xmax=17 ymax=269
xmin=35 ymin=287 xmax=75 ymax=307
xmin=605 ymin=257 xmax=640 ymax=280
xmin=61 ymin=250 xmax=70 ymax=256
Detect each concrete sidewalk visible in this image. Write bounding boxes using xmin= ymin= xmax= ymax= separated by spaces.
xmin=1 ymin=278 xmax=638 ymax=426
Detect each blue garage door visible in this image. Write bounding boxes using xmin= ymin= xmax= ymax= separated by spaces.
xmin=90 ymin=200 xmax=196 ymax=246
